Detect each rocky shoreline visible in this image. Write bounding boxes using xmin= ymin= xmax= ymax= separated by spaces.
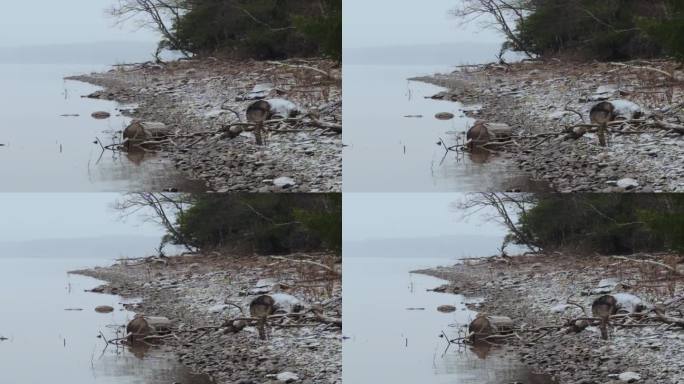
xmin=421 ymin=60 xmax=684 ymax=192
xmin=67 ymin=58 xmax=341 ymax=192
xmin=418 ymin=252 xmax=684 ymax=384
xmin=73 ymin=252 xmax=342 ymax=384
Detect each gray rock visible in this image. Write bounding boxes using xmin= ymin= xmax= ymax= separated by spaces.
xmin=435 ymin=112 xmax=455 ymax=120
xmin=617 ymin=178 xmax=639 ymax=190
xmin=95 ymin=305 xmax=114 ymax=313
xmin=437 ymin=305 xmax=456 ymax=313
xmin=275 ymin=371 xmax=299 ymax=382
xmin=273 ymin=177 xmax=296 ymax=188
xmin=91 ymin=111 xmax=111 ymax=119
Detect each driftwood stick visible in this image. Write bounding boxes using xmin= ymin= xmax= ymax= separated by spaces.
xmin=610 ymin=62 xmax=675 ymax=80
xmin=313 ymin=310 xmax=342 ymax=327
xmin=269 ymin=255 xmax=339 ymax=275
xmin=612 ymin=255 xmax=680 ymax=275
xmin=308 ymin=118 xmax=342 ymax=133
xmin=266 ymin=61 xmax=334 ymax=79
xmin=653 ymin=120 xmax=684 ymax=134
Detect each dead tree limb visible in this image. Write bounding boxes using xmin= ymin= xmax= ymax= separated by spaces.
xmin=269 ymin=256 xmax=339 ymax=276
xmin=612 ymin=255 xmax=680 ymax=275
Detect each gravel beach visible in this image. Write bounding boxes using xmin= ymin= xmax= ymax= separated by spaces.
xmin=73 ymin=252 xmax=342 ymax=384
xmin=68 ymin=58 xmax=341 ymax=192
xmin=418 ymin=253 xmax=684 ymax=384
xmin=421 ymin=60 xmax=684 ymax=192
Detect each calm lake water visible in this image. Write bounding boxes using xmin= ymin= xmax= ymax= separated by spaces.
xmin=343 ymin=64 xmax=545 ymax=192
xmin=0 ymin=240 xmax=211 ymax=384
xmin=343 ymin=256 xmax=555 ymax=384
xmin=0 ymin=63 xmax=203 ymax=192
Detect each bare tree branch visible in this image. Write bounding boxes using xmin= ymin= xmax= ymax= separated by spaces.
xmin=114 ymin=193 xmax=195 ymax=252
xmin=457 ymin=193 xmax=540 ymax=252
xmin=451 ymin=0 xmax=535 ymax=57
xmin=108 ymin=0 xmax=190 ymax=57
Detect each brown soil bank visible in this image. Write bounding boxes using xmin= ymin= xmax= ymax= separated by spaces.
xmin=73 ymin=252 xmax=341 ymax=384
xmin=68 ymin=58 xmax=341 ymax=192
xmin=418 ymin=252 xmax=684 ymax=384
xmin=421 ymin=60 xmax=684 ymax=192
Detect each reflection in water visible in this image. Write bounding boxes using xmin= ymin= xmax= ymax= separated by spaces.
xmin=0 ymin=63 xmax=205 ymax=191
xmin=344 ymin=257 xmax=556 ymax=384
xmin=343 ymin=64 xmax=547 ymax=192
xmin=95 ymin=344 xmax=212 ymax=384
xmin=125 ymin=147 xmax=151 ymax=166
xmin=468 ymin=149 xmax=493 ymax=165
xmin=438 ymin=342 xmax=557 ymax=384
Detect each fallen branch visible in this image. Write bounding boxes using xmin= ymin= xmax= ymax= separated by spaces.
xmin=612 ymin=255 xmax=680 ymax=275
xmin=269 ymin=255 xmax=339 ymax=276
xmin=610 ymin=62 xmax=675 ymax=80
xmin=266 ymin=61 xmax=335 ymax=79
xmin=312 ymin=310 xmax=342 ymax=327
xmin=308 ymin=118 xmax=342 ymax=133
xmin=653 ymin=120 xmax=684 ymax=134
xmin=653 ymin=308 xmax=684 ymax=327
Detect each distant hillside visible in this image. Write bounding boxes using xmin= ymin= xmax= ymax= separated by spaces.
xmin=344 ymin=42 xmax=517 ymax=66
xmin=344 ymin=234 xmax=523 ymax=259
xmin=0 ymin=41 xmax=173 ymax=64
xmin=0 ymin=235 xmax=169 ymax=260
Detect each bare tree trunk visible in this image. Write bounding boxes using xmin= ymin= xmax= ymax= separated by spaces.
xmin=108 ymin=0 xmax=191 ymax=57
xmin=114 ymin=193 xmax=195 ymax=252
xmin=459 ymin=192 xmax=540 ymax=252
xmin=451 ymin=0 xmax=535 ymax=58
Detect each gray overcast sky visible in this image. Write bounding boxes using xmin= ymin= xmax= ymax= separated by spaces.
xmin=343 ymin=193 xmax=506 ymax=242
xmin=0 ymin=0 xmax=158 ymax=47
xmin=0 ymin=194 xmax=164 ymax=242
xmin=343 ymin=0 xmax=503 ymax=48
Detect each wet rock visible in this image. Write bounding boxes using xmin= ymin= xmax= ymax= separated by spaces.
xmin=435 ymin=112 xmax=455 ymax=120
xmin=85 ymin=90 xmax=112 ymax=99
xmin=91 ymin=111 xmax=111 ymax=119
xmin=94 ymin=305 xmax=114 ymax=313
xmin=437 ymin=305 xmax=456 ymax=313
xmin=428 ymin=284 xmax=460 ymax=294
xmin=430 ymin=91 xmax=460 ymax=101
xmin=123 ymin=121 xmax=169 ymax=142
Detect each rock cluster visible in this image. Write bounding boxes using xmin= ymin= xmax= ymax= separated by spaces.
xmin=419 ymin=253 xmax=684 ymax=383
xmin=74 ymin=252 xmax=342 ymax=384
xmin=424 ymin=60 xmax=684 ymax=192
xmin=68 ymin=59 xmax=341 ymax=192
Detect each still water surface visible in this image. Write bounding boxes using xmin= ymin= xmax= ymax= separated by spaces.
xmin=343 ymin=256 xmax=556 ymax=384
xmin=343 ymin=64 xmax=545 ymax=192
xmin=0 ymin=243 xmax=211 ymax=384
xmin=0 ymin=63 xmax=203 ymax=191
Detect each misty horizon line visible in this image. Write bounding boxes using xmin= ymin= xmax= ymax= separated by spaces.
xmin=343 ymin=232 xmax=505 ymax=244
xmin=0 ymin=233 xmax=162 ymax=245
xmin=0 ymin=40 xmax=158 ymax=49
xmin=344 ymin=41 xmax=503 ymax=50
